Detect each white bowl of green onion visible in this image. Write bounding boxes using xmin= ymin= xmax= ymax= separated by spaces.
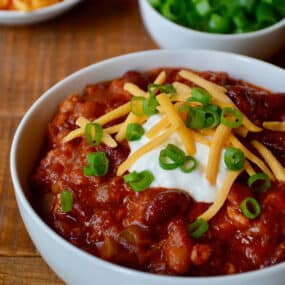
xmin=139 ymin=0 xmax=285 ymax=58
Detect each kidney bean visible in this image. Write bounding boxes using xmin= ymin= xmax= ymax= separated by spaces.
xmin=144 ymin=190 xmax=191 ymax=226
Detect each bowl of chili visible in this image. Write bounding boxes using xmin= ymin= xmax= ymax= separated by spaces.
xmin=10 ymin=49 xmax=285 ymax=285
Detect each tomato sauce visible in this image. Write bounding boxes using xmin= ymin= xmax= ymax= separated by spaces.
xmin=31 ymin=68 xmax=285 ymax=276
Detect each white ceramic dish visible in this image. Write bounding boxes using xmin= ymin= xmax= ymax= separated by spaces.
xmin=139 ymin=0 xmax=285 ymax=59
xmin=10 ymin=50 xmax=285 ymax=285
xmin=0 ymin=0 xmax=82 ymax=25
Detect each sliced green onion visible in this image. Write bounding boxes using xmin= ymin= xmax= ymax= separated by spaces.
xmin=188 ymin=218 xmax=209 ymax=239
xmin=143 ymin=94 xmax=158 ymax=115
xmin=130 ymin=96 xmax=145 ymax=116
xmin=60 ymin=190 xmax=73 ymax=213
xmin=148 ymin=83 xmax=176 ymax=96
xmin=126 ymin=123 xmax=144 ymax=141
xmin=185 ymin=105 xmax=220 ymax=129
xmin=203 ymin=105 xmax=221 ymax=128
xmin=248 ymin=173 xmax=271 ymax=193
xmin=208 ymin=13 xmax=231 ymax=34
xmin=180 ymin=156 xmax=197 ymax=173
xmin=224 ymin=147 xmax=245 ymax=170
xmin=83 ymin=151 xmax=109 ymax=176
xmin=194 ymin=0 xmax=212 ymax=17
xmin=123 ymin=171 xmax=140 ymax=183
xmin=240 ymin=197 xmax=261 ymax=219
xmin=85 ymin=123 xmax=103 ymax=146
xmin=221 ymin=107 xmax=243 ymax=128
xmin=186 ymin=107 xmax=207 ymax=129
xmin=159 ymin=144 xmax=186 ymax=170
xmin=159 ymin=149 xmax=181 ymax=170
xmin=148 ymin=0 xmax=282 ymax=34
xmin=124 ymin=170 xmax=154 ymax=192
xmin=256 ymin=3 xmax=277 ymax=27
xmin=190 ymin=87 xmax=212 ymax=105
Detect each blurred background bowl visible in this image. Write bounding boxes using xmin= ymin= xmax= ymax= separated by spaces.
xmin=139 ymin=0 xmax=285 ymax=59
xmin=0 ymin=0 xmax=82 ymax=25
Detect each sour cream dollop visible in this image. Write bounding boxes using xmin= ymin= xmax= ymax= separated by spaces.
xmin=128 ymin=115 xmax=228 ymax=203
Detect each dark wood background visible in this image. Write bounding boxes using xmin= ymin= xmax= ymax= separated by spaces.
xmin=0 ymin=0 xmax=284 ymax=283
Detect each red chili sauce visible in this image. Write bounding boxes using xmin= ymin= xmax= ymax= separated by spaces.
xmin=31 ymin=69 xmax=285 ymax=276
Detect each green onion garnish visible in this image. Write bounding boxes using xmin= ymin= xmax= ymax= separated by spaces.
xmin=123 ymin=170 xmax=154 ymax=192
xmin=126 ymin=123 xmax=145 ymax=141
xmin=180 ymin=156 xmax=197 ymax=173
xmin=85 ymin=123 xmax=103 ymax=146
xmin=240 ymin=197 xmax=261 ymax=219
xmin=159 ymin=144 xmax=186 ymax=170
xmin=188 ymin=218 xmax=209 ymax=239
xmin=159 ymin=144 xmax=197 ymax=172
xmin=83 ymin=151 xmax=109 ymax=176
xmin=224 ymin=146 xmax=245 ymax=171
xmin=189 ymin=87 xmax=212 ymax=105
xmin=130 ymin=96 xmax=146 ymax=116
xmin=147 ymin=83 xmax=176 ymax=96
xmin=60 ymin=190 xmax=73 ymax=213
xmin=248 ymin=173 xmax=271 ymax=193
xmin=143 ymin=94 xmax=158 ymax=115
xmin=221 ymin=107 xmax=243 ymax=128
xmin=185 ymin=105 xmax=220 ymax=129
xmin=148 ymin=0 xmax=284 ymax=34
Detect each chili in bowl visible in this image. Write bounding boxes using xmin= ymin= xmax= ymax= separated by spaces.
xmin=10 ymin=50 xmax=285 ymax=285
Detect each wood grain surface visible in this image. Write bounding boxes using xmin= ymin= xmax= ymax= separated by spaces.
xmin=0 ymin=0 xmax=284 ymax=284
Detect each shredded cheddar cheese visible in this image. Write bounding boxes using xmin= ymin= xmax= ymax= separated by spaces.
xmin=156 ymin=94 xmax=196 ymax=155
xmin=117 ymin=126 xmax=177 ymax=176
xmin=146 ymin=116 xmax=170 ymax=139
xmin=154 ymin=71 xmax=167 ymax=85
xmin=124 ymin=83 xmax=147 ymax=98
xmin=229 ymin=135 xmax=275 ymax=180
xmin=251 ymin=140 xmax=285 ymax=181
xmin=263 ymin=121 xmax=285 ymax=132
xmin=199 ymin=170 xmax=242 ymax=221
xmin=206 ymin=124 xmax=232 ymax=185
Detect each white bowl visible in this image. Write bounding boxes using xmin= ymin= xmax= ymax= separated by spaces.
xmin=10 ymin=50 xmax=285 ymax=285
xmin=0 ymin=0 xmax=82 ymax=25
xmin=139 ymin=0 xmax=285 ymax=59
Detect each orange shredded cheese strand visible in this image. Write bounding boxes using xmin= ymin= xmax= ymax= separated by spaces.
xmin=146 ymin=117 xmax=170 ymax=139
xmin=124 ymin=83 xmax=147 ymax=97
xmin=95 ymin=102 xmax=131 ymax=126
xmin=234 ymin=126 xmax=248 ymax=138
xmin=104 ymin=123 xmax=124 ymax=135
xmin=117 ymin=126 xmax=177 ymax=176
xmin=154 ymin=71 xmax=167 ymax=84
xmin=179 ymin=70 xmax=229 ymax=102
xmin=172 ymin=82 xmax=192 ymax=101
xmin=263 ymin=121 xmax=285 ymax=132
xmin=206 ymin=124 xmax=232 ymax=185
xmin=63 ymin=128 xmax=84 ymax=143
xmin=251 ymin=140 xmax=285 ymax=181
xmin=156 ymin=94 xmax=196 ymax=155
xmin=229 ymin=135 xmax=275 ymax=180
xmin=245 ymin=161 xmax=256 ymax=176
xmin=199 ymin=170 xmax=242 ymax=221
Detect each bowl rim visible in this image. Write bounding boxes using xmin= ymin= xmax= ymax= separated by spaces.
xmin=0 ymin=0 xmax=82 ymax=17
xmin=10 ymin=49 xmax=285 ymax=283
xmin=140 ymin=0 xmax=285 ymax=39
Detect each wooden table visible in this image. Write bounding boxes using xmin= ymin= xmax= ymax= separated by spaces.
xmin=0 ymin=0 xmax=284 ymax=284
